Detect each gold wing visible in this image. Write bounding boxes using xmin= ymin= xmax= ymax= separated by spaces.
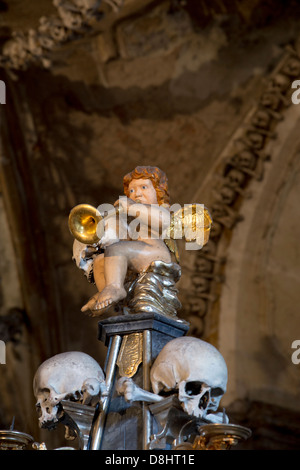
xmin=164 ymin=204 xmax=212 ymax=258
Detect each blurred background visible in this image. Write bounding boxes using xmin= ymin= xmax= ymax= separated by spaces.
xmin=0 ymin=0 xmax=300 ymax=449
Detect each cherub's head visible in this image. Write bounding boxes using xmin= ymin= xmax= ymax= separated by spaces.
xmin=123 ymin=166 xmax=170 ymax=206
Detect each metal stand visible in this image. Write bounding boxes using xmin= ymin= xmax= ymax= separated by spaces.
xmin=88 ymin=335 xmax=122 ymax=450
xmin=142 ymin=329 xmax=152 ymax=449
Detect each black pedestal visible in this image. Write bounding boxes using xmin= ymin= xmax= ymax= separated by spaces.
xmin=97 ymin=312 xmax=189 ymax=450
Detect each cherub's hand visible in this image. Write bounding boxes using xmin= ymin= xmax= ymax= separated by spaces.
xmin=82 ymin=245 xmax=101 ymax=258
xmin=114 ymin=196 xmax=136 ymax=214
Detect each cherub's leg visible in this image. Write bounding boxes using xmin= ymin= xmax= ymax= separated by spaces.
xmin=81 ymin=240 xmax=170 ymax=314
xmin=81 ymin=245 xmax=128 ymax=313
xmin=94 ymin=239 xmax=171 ymax=310
xmin=81 ymin=254 xmax=107 ymax=312
xmin=93 ymin=254 xmax=106 ymax=292
xmin=93 ymin=253 xmax=127 ymax=310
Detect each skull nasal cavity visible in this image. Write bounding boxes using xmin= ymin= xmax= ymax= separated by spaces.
xmin=185 ymin=381 xmax=203 ymax=396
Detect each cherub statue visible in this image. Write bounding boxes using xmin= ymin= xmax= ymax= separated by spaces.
xmin=71 ymin=166 xmax=211 ymax=317
xmin=78 ymin=166 xmax=174 ymax=314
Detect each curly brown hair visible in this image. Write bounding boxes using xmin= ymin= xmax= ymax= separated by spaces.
xmin=123 ymin=166 xmax=170 ymax=206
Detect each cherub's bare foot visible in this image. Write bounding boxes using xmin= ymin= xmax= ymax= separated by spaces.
xmin=81 ymin=285 xmax=126 ymax=315
xmin=81 ymin=293 xmax=101 ymax=314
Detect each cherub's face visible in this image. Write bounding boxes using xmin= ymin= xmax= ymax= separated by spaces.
xmin=128 ymin=178 xmax=158 ymax=204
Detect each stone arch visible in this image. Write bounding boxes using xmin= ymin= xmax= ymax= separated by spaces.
xmin=219 ymin=101 xmax=300 ymax=411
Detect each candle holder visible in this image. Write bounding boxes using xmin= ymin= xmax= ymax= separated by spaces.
xmin=0 ymin=430 xmax=34 ymax=450
xmin=193 ymin=423 xmax=252 ymax=450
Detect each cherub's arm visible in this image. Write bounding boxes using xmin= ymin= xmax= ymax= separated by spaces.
xmin=116 ymin=197 xmax=171 ymax=233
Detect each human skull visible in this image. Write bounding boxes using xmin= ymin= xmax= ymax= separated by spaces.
xmin=150 ymin=337 xmax=228 ymax=419
xmin=38 ymin=15 xmax=69 ymax=43
xmin=251 ymin=110 xmax=271 ymax=129
xmin=260 ymin=90 xmax=281 ymax=110
xmin=72 ymin=0 xmax=101 ymax=15
xmin=2 ymin=34 xmax=29 ymax=69
xmin=33 ymin=351 xmax=105 ymax=428
xmin=188 ymin=298 xmax=207 ymax=317
xmin=245 ymin=131 xmax=264 ymax=150
xmin=225 ymin=168 xmax=246 ymax=188
xmin=232 ymin=150 xmax=257 ymax=170
xmin=266 ymin=73 xmax=290 ymax=93
xmin=192 ymin=276 xmax=210 ymax=295
xmin=55 ymin=4 xmax=84 ymax=31
xmin=72 ymin=239 xmax=95 ymax=280
xmin=194 ymin=257 xmax=213 ymax=274
xmin=218 ymin=185 xmax=236 ymax=205
xmin=281 ymin=58 xmax=300 ymax=77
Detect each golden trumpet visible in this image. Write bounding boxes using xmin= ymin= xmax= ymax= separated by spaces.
xmin=68 ymin=204 xmax=103 ymax=245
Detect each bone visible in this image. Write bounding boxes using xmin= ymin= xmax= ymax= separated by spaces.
xmin=116 ymin=377 xmax=163 ymax=404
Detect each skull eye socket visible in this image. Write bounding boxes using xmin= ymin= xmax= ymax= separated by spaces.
xmin=185 ymin=381 xmax=203 ymax=396
xmin=211 ymin=387 xmax=224 ymax=398
xmin=158 ymin=388 xmax=177 ymax=398
xmin=199 ymin=390 xmax=210 ymax=410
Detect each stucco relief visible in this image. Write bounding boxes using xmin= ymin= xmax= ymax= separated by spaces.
xmin=184 ymin=44 xmax=300 ymax=341
xmin=219 ymin=101 xmax=300 ymax=411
